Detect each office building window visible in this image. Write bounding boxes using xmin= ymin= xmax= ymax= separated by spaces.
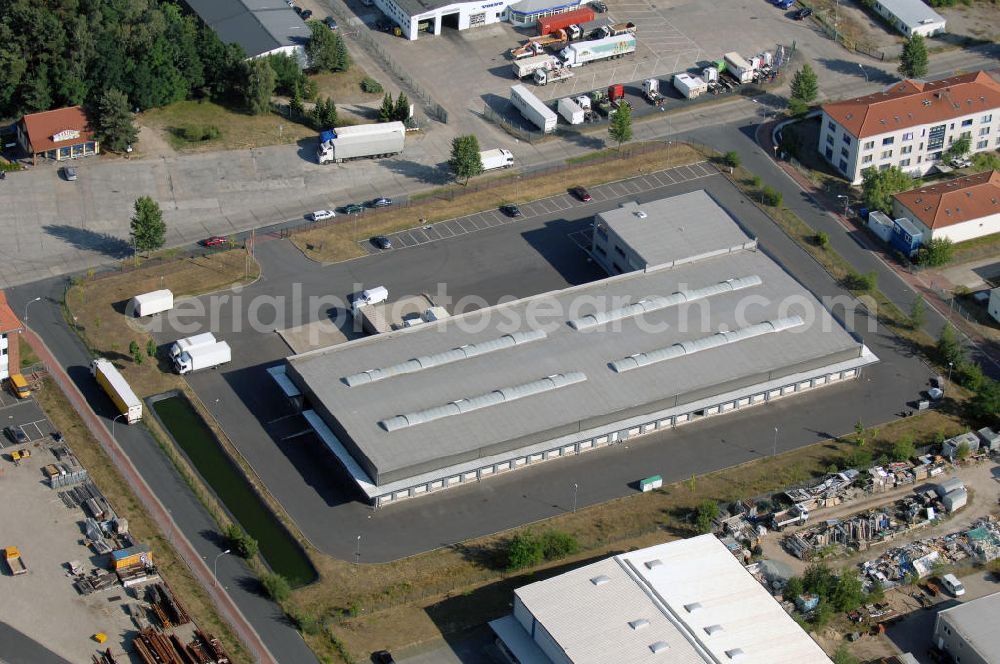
xmin=863 ymin=140 xmax=875 ymax=150
xmin=961 ymin=118 xmax=973 ymax=127
xmin=983 ymin=114 xmax=993 ymax=123
xmin=902 ymin=132 xmax=913 ymax=141
xmin=825 ymin=147 xmax=833 ymax=159
xmin=840 ymin=146 xmax=849 ymax=158
xmin=960 ymin=131 xmax=972 ymax=140
xmin=842 ymin=134 xmax=851 ymax=145
xmin=614 ymin=245 xmax=626 ymax=258
xmin=862 ymin=154 xmax=873 ymax=163
xmin=839 ymin=159 xmax=848 ymax=172
xmin=977 ymin=140 xmax=989 ymax=149
xmin=901 ymin=145 xmax=912 ymax=154
xmin=881 ymin=149 xmax=893 ymax=159
xmin=899 ymin=158 xmax=911 ymax=167
xmin=980 ymin=127 xmax=990 ymax=136
xmin=826 ymin=134 xmax=834 ymax=145
xmin=882 ymin=136 xmax=895 ymax=145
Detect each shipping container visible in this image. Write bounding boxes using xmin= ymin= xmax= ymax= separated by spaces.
xmin=537 ymin=6 xmax=595 ymax=36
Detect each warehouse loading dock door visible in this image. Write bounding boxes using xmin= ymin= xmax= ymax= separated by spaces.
xmin=441 ymin=11 xmax=460 ymax=30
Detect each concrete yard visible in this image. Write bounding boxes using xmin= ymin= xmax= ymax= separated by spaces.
xmin=0 ymin=400 xmax=135 ymax=664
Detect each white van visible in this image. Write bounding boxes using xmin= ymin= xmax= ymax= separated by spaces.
xmin=352 ymin=286 xmax=388 ymax=311
xmin=941 ymin=573 xmax=965 ymax=597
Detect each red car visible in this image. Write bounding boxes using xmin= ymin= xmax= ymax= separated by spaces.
xmin=571 ymin=186 xmax=592 ymax=202
xmin=201 ymin=236 xmax=227 ymax=247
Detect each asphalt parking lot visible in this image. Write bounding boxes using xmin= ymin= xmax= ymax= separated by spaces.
xmin=0 ymin=398 xmax=54 ymax=448
xmin=150 ymin=163 xmax=934 ymax=562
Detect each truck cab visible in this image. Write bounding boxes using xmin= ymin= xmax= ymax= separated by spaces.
xmin=7 ymin=373 xmax=30 ymax=399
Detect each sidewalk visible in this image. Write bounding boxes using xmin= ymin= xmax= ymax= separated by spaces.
xmin=23 ymin=327 xmax=278 ymax=664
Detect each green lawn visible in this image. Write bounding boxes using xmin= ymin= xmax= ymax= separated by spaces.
xmin=140 ymin=100 xmax=316 ymax=152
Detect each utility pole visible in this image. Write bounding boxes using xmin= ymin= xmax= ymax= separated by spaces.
xmin=773 ymin=426 xmax=778 ymax=457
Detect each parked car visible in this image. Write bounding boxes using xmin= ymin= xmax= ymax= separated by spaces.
xmin=62 ymin=166 xmax=77 ymax=181
xmin=950 ymin=156 xmax=972 ymax=168
xmin=371 ymin=235 xmax=392 ymax=250
xmin=368 ymin=197 xmax=392 ymax=208
xmin=341 ymin=203 xmax=365 ymax=214
xmin=792 ymin=7 xmax=813 ymax=19
xmin=500 ymin=204 xmax=522 ymax=217
xmin=4 ymin=426 xmax=27 ymax=444
xmin=201 ymin=236 xmax=227 ymax=248
xmin=310 ymin=209 xmax=336 ymax=221
xmin=325 ymin=16 xmax=338 ymax=29
xmin=371 ymin=651 xmax=395 ymax=664
xmin=571 ymin=186 xmax=592 ymax=202
xmin=940 ymin=573 xmax=966 ymax=597
xmin=591 ymin=0 xmax=607 ymax=11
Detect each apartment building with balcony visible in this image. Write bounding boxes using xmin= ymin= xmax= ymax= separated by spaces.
xmin=818 ymin=71 xmax=1000 ymax=185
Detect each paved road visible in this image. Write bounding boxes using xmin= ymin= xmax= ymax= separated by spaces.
xmin=0 ymin=622 xmax=74 ymax=664
xmin=5 ymin=289 xmax=320 ymax=664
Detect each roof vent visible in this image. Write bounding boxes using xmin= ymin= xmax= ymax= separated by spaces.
xmin=591 ymin=575 xmax=611 ymax=586
xmin=992 ymin=198 xmax=997 ymax=205
xmin=726 ymin=648 xmax=747 ymax=660
xmin=684 ymin=602 xmax=704 ymax=614
xmin=645 ymin=559 xmax=663 ymax=570
xmin=649 ymin=642 xmax=670 ymax=654
xmin=879 ymin=119 xmax=887 ymax=124
xmin=922 ymin=100 xmax=931 ymax=106
xmin=629 ymin=619 xmax=650 ymax=631
xmin=635 ymin=210 xmax=647 ymax=219
xmin=846 ymin=112 xmax=853 ymax=120
xmin=704 ymin=625 xmax=724 ymax=636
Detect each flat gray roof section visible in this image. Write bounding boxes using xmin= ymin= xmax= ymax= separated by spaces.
xmin=596 ymin=190 xmax=756 ymax=268
xmin=937 ymin=591 xmax=1000 ymax=659
xmin=184 ymin=0 xmax=308 ymax=58
xmin=876 ymin=0 xmax=945 ymax=29
xmin=287 ymin=243 xmax=865 ymax=486
xmin=391 ymin=0 xmax=457 ymax=19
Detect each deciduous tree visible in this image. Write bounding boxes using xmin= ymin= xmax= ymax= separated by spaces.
xmin=899 ymin=33 xmax=929 ymax=79
xmin=130 ymin=196 xmax=166 ymax=255
xmin=790 ymin=63 xmax=818 ymax=103
xmin=861 ymin=166 xmax=913 ymax=214
xmin=609 ymin=102 xmax=633 ymax=150
xmin=238 ymin=58 xmax=276 ymax=115
xmin=93 ymin=88 xmax=138 ymax=152
xmin=448 ymin=135 xmax=483 ymax=184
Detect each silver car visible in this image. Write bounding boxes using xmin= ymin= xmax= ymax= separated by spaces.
xmin=62 ymin=166 xmax=78 ymax=181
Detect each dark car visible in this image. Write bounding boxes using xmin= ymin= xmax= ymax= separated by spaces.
xmin=300 ymin=8 xmax=313 ymax=19
xmin=342 ymin=203 xmax=365 ymax=214
xmin=500 ymin=204 xmax=522 ymax=217
xmin=371 ymin=652 xmax=395 ymax=664
xmin=368 ymin=197 xmax=392 ymax=208
xmin=201 ymin=236 xmax=227 ymax=248
xmin=325 ymin=16 xmax=338 ymax=29
xmin=792 ymin=7 xmax=813 ymax=19
xmin=591 ymin=0 xmax=607 ymax=12
xmin=4 ymin=426 xmax=27 ymax=444
xmin=571 ymin=186 xmax=592 ymax=202
xmin=371 ymin=235 xmax=392 ymax=250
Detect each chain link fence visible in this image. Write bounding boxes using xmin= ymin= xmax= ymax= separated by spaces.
xmin=796 ymin=0 xmax=886 ymax=61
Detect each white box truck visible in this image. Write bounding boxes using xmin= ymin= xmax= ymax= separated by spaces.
xmin=91 ymin=358 xmax=142 ymax=424
xmin=480 ymin=149 xmax=514 ymax=171
xmin=170 ymin=332 xmax=217 ymax=360
xmin=559 ymin=33 xmax=636 ymax=67
xmin=316 ymin=122 xmax=405 ymax=164
xmin=174 ymin=341 xmax=231 ymax=375
xmin=723 ymin=52 xmax=754 ymax=83
xmin=510 ymin=85 xmax=557 ymax=133
xmin=131 ymin=289 xmax=173 ymax=317
xmin=673 ymin=72 xmax=708 ymax=98
xmin=558 ymin=97 xmax=585 ymax=125
xmin=512 ymin=54 xmax=558 ymax=79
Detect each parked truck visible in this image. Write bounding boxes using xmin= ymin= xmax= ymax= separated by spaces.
xmin=510 ymin=85 xmax=558 ymax=133
xmin=537 ymin=6 xmax=594 ymax=36
xmin=596 ymin=21 xmax=636 ymax=38
xmin=673 ymin=72 xmax=708 ymax=98
xmin=4 ymin=546 xmax=26 ymax=575
xmin=316 ymin=122 xmax=405 ymax=164
xmin=512 ymin=54 xmax=558 ymax=79
xmin=771 ymin=505 xmax=809 ymax=530
xmin=534 ymin=66 xmax=573 ymax=85
xmin=169 ymin=332 xmax=217 ymax=360
xmin=723 ymin=52 xmax=754 ymax=83
xmin=130 ymin=289 xmax=173 ymax=317
xmin=480 ymin=149 xmax=515 ymax=171
xmin=559 ymin=33 xmax=636 ymax=68
xmin=510 ymin=40 xmax=546 ymax=59
xmin=558 ymin=97 xmax=585 ymax=124
xmin=642 ymin=79 xmax=664 ymax=106
xmin=6 ymin=374 xmax=30 ymax=399
xmin=91 ymin=358 xmax=142 ymax=424
xmin=174 ymin=341 xmax=231 ymax=375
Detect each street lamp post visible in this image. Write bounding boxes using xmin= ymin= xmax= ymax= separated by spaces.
xmin=837 ymin=194 xmax=849 ymax=217
xmin=773 ymin=426 xmax=779 ymax=457
xmin=947 ymin=361 xmax=954 ymax=387
xmin=111 ymin=413 xmax=125 ymax=438
xmin=214 ymin=549 xmax=231 ymax=587
xmin=23 ymin=296 xmax=41 ymax=324
xmin=858 ymin=64 xmax=868 ymax=83
xmin=573 ymin=483 xmax=579 ymax=514
xmin=355 ymin=534 xmax=362 ymax=565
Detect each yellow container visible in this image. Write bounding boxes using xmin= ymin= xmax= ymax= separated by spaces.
xmin=94 ymin=633 xmax=107 ymax=644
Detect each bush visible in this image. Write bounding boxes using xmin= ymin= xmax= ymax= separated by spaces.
xmin=541 ymin=531 xmax=579 ymax=559
xmin=288 ymin=608 xmax=322 ymax=635
xmin=784 ymin=576 xmax=804 ymax=599
xmin=844 ymin=270 xmax=877 ymax=293
xmin=844 ymin=447 xmax=873 ymax=469
xmin=225 ymin=523 xmax=259 ymax=559
xmin=694 ymin=500 xmax=720 ymax=533
xmin=814 ymin=231 xmax=829 ymax=248
xmin=915 ymin=237 xmax=954 ymax=267
xmin=361 ymin=76 xmax=384 ymax=93
xmin=0 ymin=161 xmax=22 ymax=172
xmin=721 ymin=151 xmax=740 ymax=168
xmin=832 ymin=644 xmax=861 ymax=664
xmin=891 ymin=434 xmax=915 ymax=462
xmin=261 ymin=573 xmax=291 ymax=603
xmin=180 ymin=125 xmax=221 ymax=142
xmin=506 ymin=531 xmax=545 ymax=571
xmin=760 ymin=186 xmax=783 ymax=207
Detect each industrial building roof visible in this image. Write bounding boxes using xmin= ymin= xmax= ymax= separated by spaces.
xmin=512 ymin=534 xmax=832 ymax=664
xmin=822 ymin=71 xmax=1000 ymax=139
xmin=596 ymin=191 xmax=755 ymax=268
xmin=894 ymin=171 xmax=1000 ymax=230
xmin=184 ymin=0 xmax=308 ymax=59
xmin=937 ymin=591 xmax=1000 ymax=659
xmin=390 ymin=0 xmax=465 ymax=19
xmin=19 ymin=106 xmax=94 ymax=154
xmin=874 ymin=0 xmax=945 ymax=31
xmin=286 ymin=201 xmax=864 ymax=485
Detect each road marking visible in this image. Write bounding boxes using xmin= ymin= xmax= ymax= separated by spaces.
xmin=411 ymin=229 xmax=430 ymax=244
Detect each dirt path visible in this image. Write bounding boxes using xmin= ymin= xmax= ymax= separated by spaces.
xmin=133 ymin=124 xmax=177 ymax=160
xmin=760 ymin=460 xmax=1000 ymax=576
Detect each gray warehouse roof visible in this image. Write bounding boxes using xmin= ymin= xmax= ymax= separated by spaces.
xmin=287 ymin=209 xmax=865 ymax=485
xmin=937 ymin=591 xmax=1000 ymax=660
xmin=185 ymin=0 xmax=309 ymax=58
xmin=596 ymin=190 xmax=756 ymax=267
xmin=875 ymin=0 xmax=945 ymax=29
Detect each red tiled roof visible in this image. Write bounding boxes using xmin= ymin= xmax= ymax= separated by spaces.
xmin=0 ymin=291 xmax=23 ymax=333
xmin=20 ymin=106 xmax=94 ymax=154
xmin=822 ymin=71 xmax=1000 ymax=139
xmin=894 ymin=170 xmax=1000 ymax=229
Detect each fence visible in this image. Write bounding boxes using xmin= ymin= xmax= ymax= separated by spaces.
xmin=327 ymin=1 xmax=449 ymax=124
xmin=796 ymin=0 xmax=885 ymax=61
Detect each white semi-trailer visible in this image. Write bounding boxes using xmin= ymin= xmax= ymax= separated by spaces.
xmin=169 ymin=332 xmax=217 ymax=360
xmin=91 ymin=358 xmax=142 ymax=424
xmin=510 ymin=85 xmax=557 ymax=133
xmin=480 ymin=149 xmax=515 ymax=171
xmin=174 ymin=341 xmax=231 ymax=375
xmin=558 ymin=97 xmax=585 ymax=125
xmin=723 ymin=52 xmax=754 ymax=83
xmin=130 ymin=289 xmax=173 ymax=317
xmin=559 ymin=33 xmax=636 ymax=68
xmin=673 ymin=72 xmax=708 ymax=98
xmin=316 ymin=122 xmax=405 ymax=164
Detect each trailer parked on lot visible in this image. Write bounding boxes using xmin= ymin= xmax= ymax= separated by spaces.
xmin=673 ymin=72 xmax=708 ymax=98
xmin=723 ymin=52 xmax=755 ymax=83
xmin=130 ymin=290 xmax=173 ymax=317
xmin=510 ymin=85 xmax=557 ymax=133
xmin=480 ymin=149 xmax=515 ymax=171
xmin=534 ymin=66 xmax=573 ymax=85
xmin=537 ymin=6 xmax=594 ymax=36
xmin=174 ymin=341 xmax=231 ymax=375
xmin=558 ymin=97 xmax=585 ymax=124
xmin=316 ymin=122 xmax=405 ymax=164
xmin=559 ymin=33 xmax=636 ymax=67
xmin=169 ymin=332 xmax=217 ymax=360
xmin=513 ymin=54 xmax=558 ymax=79
xmin=91 ymin=358 xmax=142 ymax=424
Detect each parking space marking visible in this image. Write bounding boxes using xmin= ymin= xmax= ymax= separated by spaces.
xmin=456 ymin=218 xmax=478 ymax=233
xmin=421 ymin=226 xmax=442 ymax=241
xmin=436 ymin=222 xmax=456 ymax=237
xmin=410 ymin=229 xmax=431 ymax=244
xmin=482 ymin=215 xmax=502 ymax=228
xmin=654 ymin=172 xmax=675 ymax=186
xmin=398 ymin=233 xmax=418 ymax=248
xmin=537 ymin=199 xmax=558 ymax=214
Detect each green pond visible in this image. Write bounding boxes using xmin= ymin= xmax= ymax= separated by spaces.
xmin=152 ymin=395 xmax=316 ymax=586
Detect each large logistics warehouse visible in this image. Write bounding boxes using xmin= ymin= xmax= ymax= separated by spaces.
xmin=375 ymin=0 xmax=584 ymax=39
xmin=280 ymin=191 xmax=877 ymax=506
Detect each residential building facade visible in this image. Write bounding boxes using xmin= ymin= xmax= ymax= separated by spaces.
xmin=818 ymin=72 xmax=1000 ymax=184
xmin=892 ymin=171 xmax=1000 ymax=243
xmin=0 ymin=291 xmax=23 ymax=382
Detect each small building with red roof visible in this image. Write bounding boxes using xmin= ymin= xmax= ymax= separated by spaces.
xmin=16 ymin=105 xmax=99 ymax=165
xmin=892 ymin=170 xmax=1000 ymax=243
xmin=0 ymin=291 xmax=24 ymax=381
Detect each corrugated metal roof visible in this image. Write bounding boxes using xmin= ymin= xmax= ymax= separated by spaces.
xmin=185 ymin=0 xmax=308 ymax=58
xmin=937 ymin=591 xmax=1000 ymax=658
xmin=874 ymin=0 xmax=945 ymax=30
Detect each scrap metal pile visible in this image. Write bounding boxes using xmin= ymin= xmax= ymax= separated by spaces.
xmin=860 ymin=516 xmax=1000 ymax=589
xmin=132 ymin=627 xmax=232 ymax=664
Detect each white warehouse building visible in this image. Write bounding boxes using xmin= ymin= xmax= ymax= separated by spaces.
xmin=892 ymin=170 xmax=1000 ymax=244
xmin=818 ymin=71 xmax=1000 ymax=184
xmin=376 ymin=0 xmax=518 ymax=39
xmin=869 ymin=0 xmax=946 ymax=37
